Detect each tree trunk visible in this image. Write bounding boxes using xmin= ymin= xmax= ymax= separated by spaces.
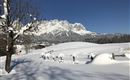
xmin=3 ymin=0 xmax=13 ymax=73
xmin=5 ymin=30 xmax=14 ymax=73
xmin=5 ymin=51 xmax=12 ymax=73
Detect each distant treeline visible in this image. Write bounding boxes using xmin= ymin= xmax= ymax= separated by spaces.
xmin=84 ymin=34 xmax=130 ymax=44
xmin=0 ymin=33 xmax=130 ymax=56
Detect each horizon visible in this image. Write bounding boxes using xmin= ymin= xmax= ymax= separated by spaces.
xmin=33 ymin=0 xmax=129 ymax=34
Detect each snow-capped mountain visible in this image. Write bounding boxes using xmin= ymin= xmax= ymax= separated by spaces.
xmin=24 ymin=19 xmax=96 ymax=43
xmin=29 ymin=19 xmax=96 ymax=36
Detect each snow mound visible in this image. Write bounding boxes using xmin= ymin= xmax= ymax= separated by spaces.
xmin=124 ymin=48 xmax=130 ymax=59
xmin=124 ymin=53 xmax=130 ymax=59
xmin=92 ymin=53 xmax=117 ymax=65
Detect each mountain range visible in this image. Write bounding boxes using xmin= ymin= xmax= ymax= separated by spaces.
xmin=24 ymin=19 xmax=97 ymax=43
xmin=0 ymin=19 xmax=129 ymax=44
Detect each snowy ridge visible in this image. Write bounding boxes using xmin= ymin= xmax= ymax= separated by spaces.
xmin=30 ymin=19 xmax=95 ymax=36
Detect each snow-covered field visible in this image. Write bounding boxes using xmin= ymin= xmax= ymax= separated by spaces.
xmin=0 ymin=42 xmax=130 ymax=80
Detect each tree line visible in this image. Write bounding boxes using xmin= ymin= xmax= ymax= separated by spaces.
xmin=84 ymin=34 xmax=130 ymax=44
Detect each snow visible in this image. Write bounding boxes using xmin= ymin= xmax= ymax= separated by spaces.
xmin=91 ymin=53 xmax=117 ymax=65
xmin=0 ymin=69 xmax=16 ymax=75
xmin=15 ymin=45 xmax=26 ymax=55
xmin=33 ymin=17 xmax=37 ymax=21
xmin=0 ymin=15 xmax=6 ymax=19
xmin=13 ymin=22 xmax=33 ymax=39
xmin=3 ymin=0 xmax=8 ymax=19
xmin=88 ymin=53 xmax=96 ymax=58
xmin=30 ymin=19 xmax=95 ymax=36
xmin=0 ymin=69 xmax=8 ymax=75
xmin=124 ymin=48 xmax=130 ymax=59
xmin=9 ymin=27 xmax=13 ymax=30
xmin=0 ymin=42 xmax=130 ymax=80
xmin=71 ymin=53 xmax=77 ymax=57
xmin=58 ymin=53 xmax=65 ymax=57
xmin=124 ymin=53 xmax=130 ymax=59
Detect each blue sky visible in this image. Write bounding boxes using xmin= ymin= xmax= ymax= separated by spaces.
xmin=34 ymin=0 xmax=129 ymax=34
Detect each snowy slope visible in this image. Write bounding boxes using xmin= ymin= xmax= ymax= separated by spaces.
xmin=0 ymin=42 xmax=130 ymax=80
xmin=41 ymin=42 xmax=130 ymax=59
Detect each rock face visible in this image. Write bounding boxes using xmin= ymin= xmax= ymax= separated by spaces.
xmin=25 ymin=19 xmax=96 ymax=43
xmin=29 ymin=19 xmax=95 ymax=35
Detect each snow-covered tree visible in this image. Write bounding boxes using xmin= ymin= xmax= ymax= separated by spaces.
xmin=0 ymin=0 xmax=39 ymax=73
